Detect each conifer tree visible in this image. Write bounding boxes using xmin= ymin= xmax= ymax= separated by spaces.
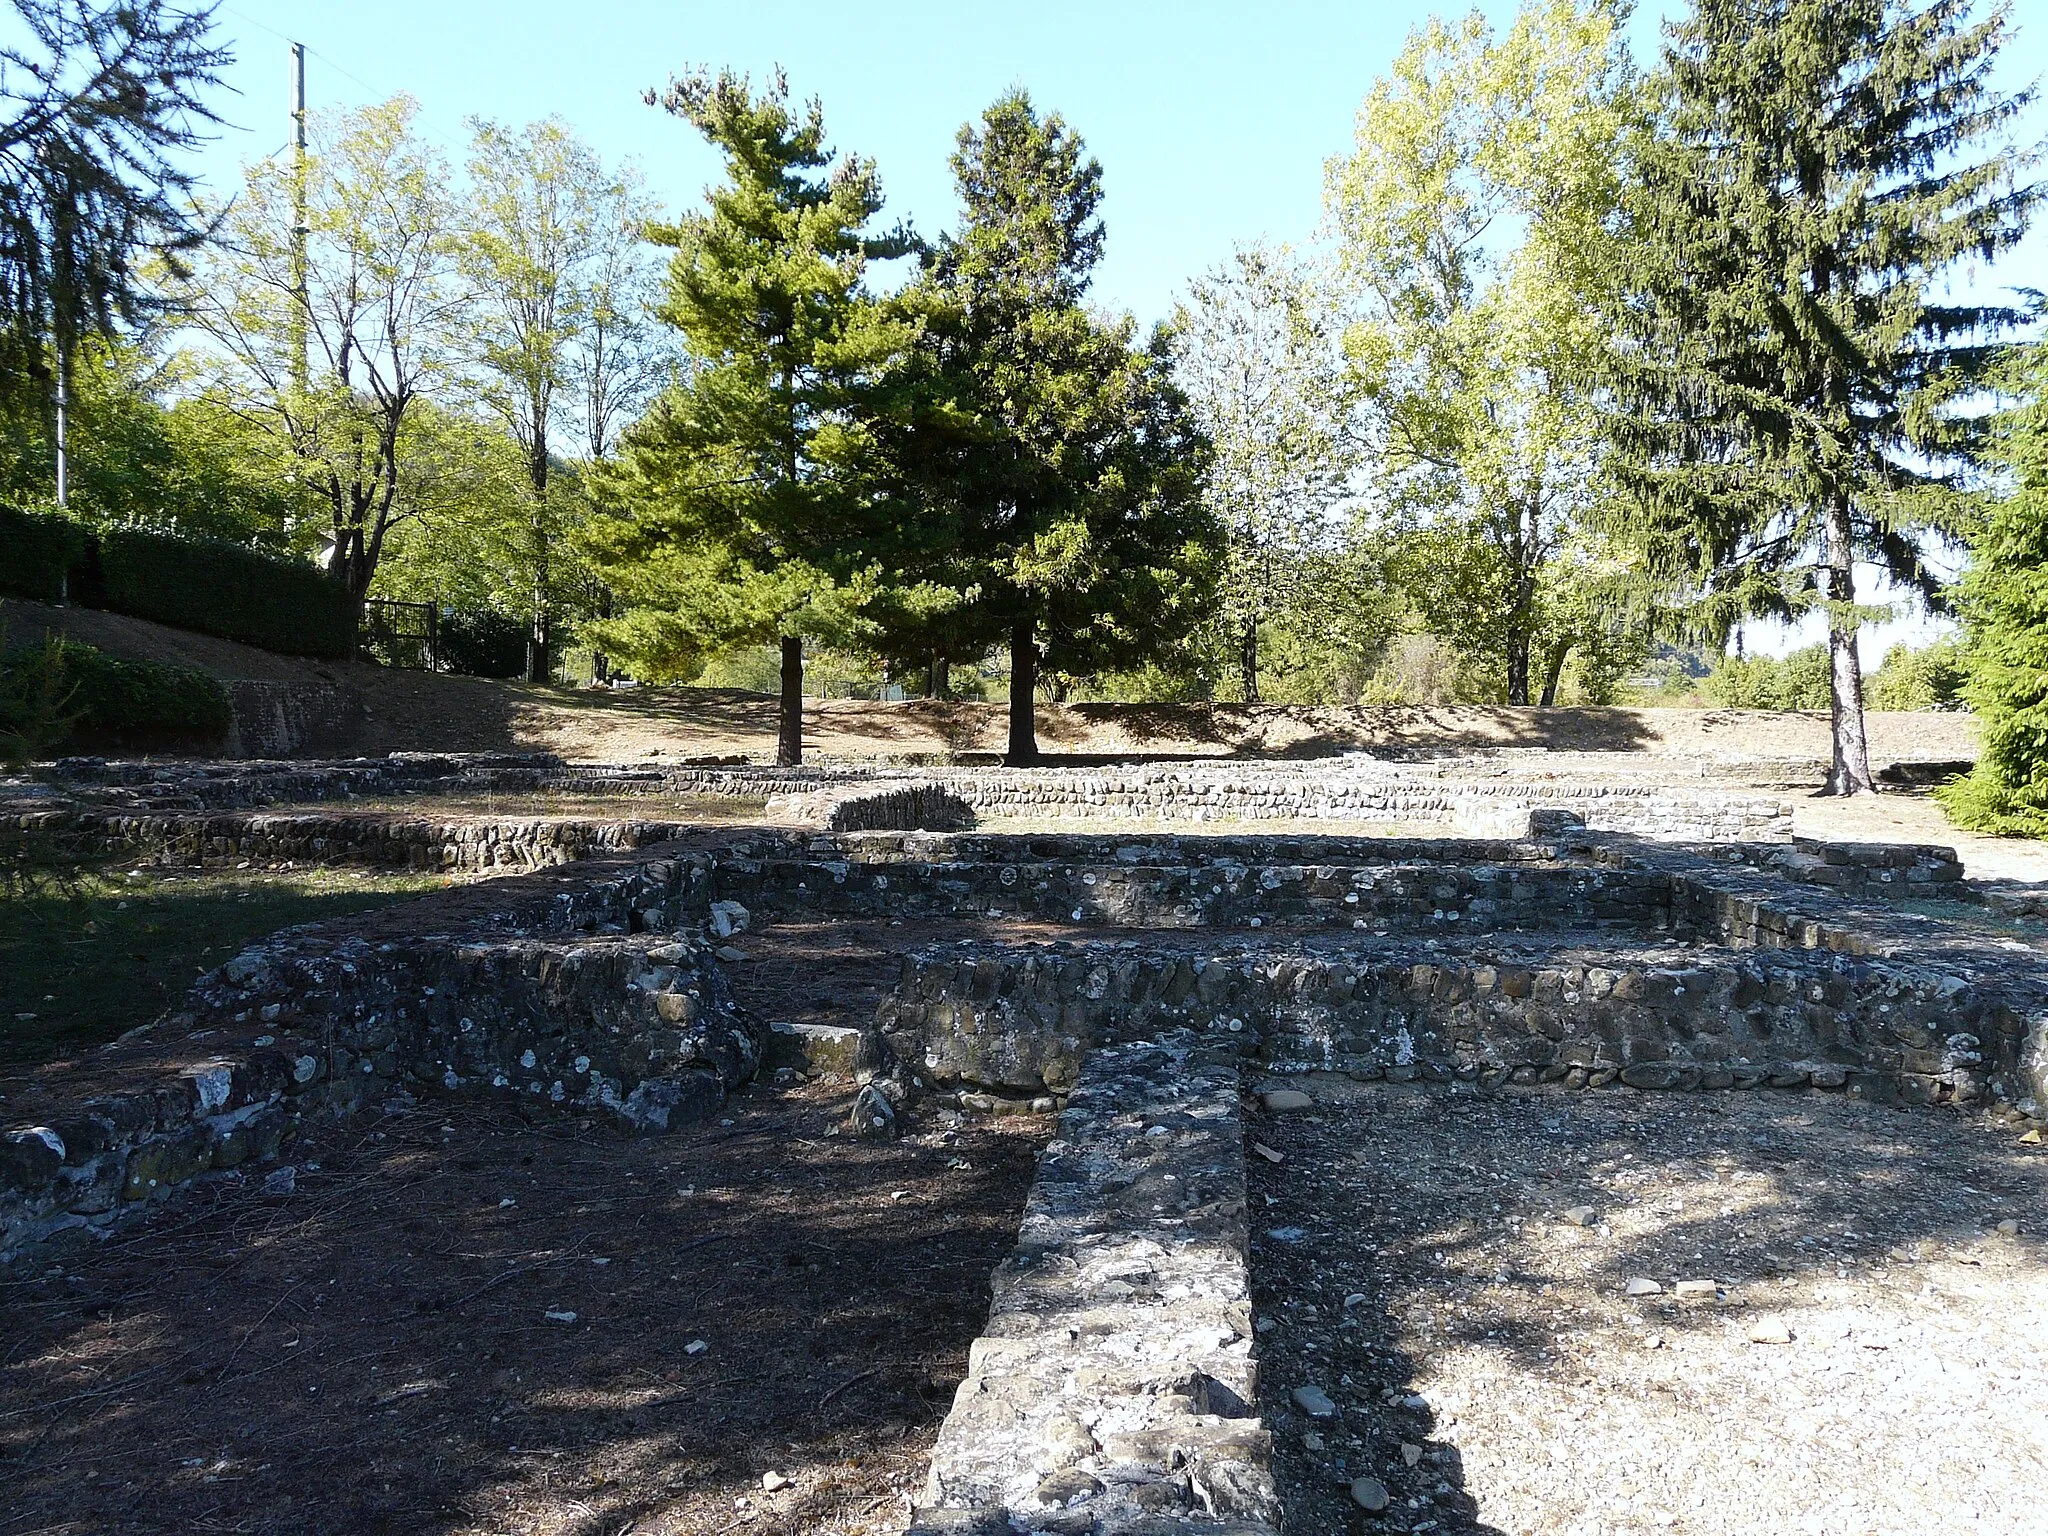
xmin=1939 ymin=336 xmax=2048 ymax=834
xmin=1611 ymin=0 xmax=2038 ymax=793
xmin=904 ymin=92 xmax=1214 ymax=763
xmin=588 ymin=68 xmax=911 ymax=765
xmin=1 ymin=2 xmax=228 ymax=424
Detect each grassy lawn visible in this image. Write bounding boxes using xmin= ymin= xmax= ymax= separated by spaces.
xmin=0 ymin=865 xmax=447 ymax=1073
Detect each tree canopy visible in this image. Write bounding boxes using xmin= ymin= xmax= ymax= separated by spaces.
xmin=0 ymin=0 xmax=228 ymax=416
xmin=1610 ymin=0 xmax=2040 ymax=791
xmin=901 ymin=90 xmax=1216 ymax=761
xmin=585 ymin=67 xmax=914 ymax=763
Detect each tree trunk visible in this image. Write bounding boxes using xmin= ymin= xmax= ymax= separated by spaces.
xmin=1821 ymin=500 xmax=1874 ymax=796
xmin=1505 ymin=633 xmax=1532 ymax=707
xmin=1537 ymin=643 xmax=1569 ymax=708
xmin=524 ymin=450 xmax=551 ymax=683
xmin=1240 ymin=617 xmax=1260 ymax=704
xmin=1006 ymin=615 xmax=1039 ymax=766
xmin=777 ymin=635 xmax=804 ymax=768
xmin=928 ymin=649 xmax=948 ymax=700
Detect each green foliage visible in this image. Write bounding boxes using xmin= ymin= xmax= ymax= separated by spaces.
xmin=1866 ymin=638 xmax=1967 ymax=712
xmin=1 ymin=637 xmax=229 ymax=757
xmin=1172 ymin=244 xmax=1372 ymax=702
xmin=900 ymin=90 xmax=1218 ymax=758
xmin=1331 ymin=0 xmax=1649 ymax=705
xmin=1941 ymin=340 xmax=2048 ymax=834
xmin=588 ymin=68 xmax=915 ymax=744
xmin=1611 ymin=0 xmax=2039 ymax=789
xmin=173 ymin=97 xmax=465 ymax=602
xmin=0 ymin=504 xmax=86 ymax=601
xmin=1703 ymin=646 xmax=1834 ymax=711
xmin=0 ymin=2 xmax=228 ymax=411
xmin=0 ymin=341 xmax=309 ymax=544
xmin=0 ymin=635 xmax=78 ymax=766
xmin=438 ymin=608 xmax=529 ymax=678
xmin=93 ymin=527 xmax=356 ymax=658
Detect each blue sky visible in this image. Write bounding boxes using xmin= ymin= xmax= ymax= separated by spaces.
xmin=191 ymin=0 xmax=2046 ymax=330
xmin=164 ymin=2 xmax=2048 ymax=655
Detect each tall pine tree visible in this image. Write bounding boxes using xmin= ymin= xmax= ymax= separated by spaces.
xmin=902 ymin=92 xmax=1215 ymax=764
xmin=1611 ymin=0 xmax=2038 ymax=792
xmin=1939 ymin=334 xmax=2048 ymax=833
xmin=588 ymin=68 xmax=911 ymax=765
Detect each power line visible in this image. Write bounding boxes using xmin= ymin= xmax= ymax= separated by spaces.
xmin=218 ymin=4 xmax=388 ymax=100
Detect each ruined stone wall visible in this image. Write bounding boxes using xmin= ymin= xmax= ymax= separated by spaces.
xmin=720 ymin=846 xmax=1672 ymax=933
xmin=0 ymin=850 xmax=748 ymax=1260
xmin=27 ymin=753 xmax=1796 ymax=841
xmin=912 ymin=1035 xmax=1276 ymax=1536
xmin=221 ymin=680 xmax=366 ymax=758
xmin=876 ymin=939 xmax=2005 ymax=1112
xmin=40 ymin=752 xmax=555 ymax=809
xmin=20 ymin=807 xmax=701 ymax=874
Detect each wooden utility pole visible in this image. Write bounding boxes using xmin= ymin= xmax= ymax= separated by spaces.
xmin=289 ymin=42 xmax=309 ymax=397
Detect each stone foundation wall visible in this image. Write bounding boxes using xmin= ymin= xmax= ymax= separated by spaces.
xmin=18 ymin=808 xmax=702 ymax=874
xmin=221 ymin=680 xmax=366 ymax=758
xmin=876 ymin=938 xmax=2007 ymax=1110
xmin=40 ymin=752 xmax=555 ymax=809
xmin=721 ymin=847 xmax=1673 ymax=933
xmin=0 ymin=848 xmax=743 ymax=1261
xmin=912 ymin=1035 xmax=1276 ymax=1536
xmin=26 ymin=753 xmax=1797 ymax=841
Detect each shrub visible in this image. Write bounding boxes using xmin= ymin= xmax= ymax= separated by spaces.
xmin=0 ymin=636 xmax=79 ymax=767
xmin=0 ymin=638 xmax=231 ymax=755
xmin=1939 ymin=343 xmax=2048 ymax=836
xmin=439 ymin=608 xmax=528 ymax=678
xmin=1702 ymin=645 xmax=1833 ymax=710
xmin=0 ymin=505 xmax=88 ymax=602
xmin=91 ymin=527 xmax=356 ymax=658
xmin=1865 ymin=638 xmax=1966 ymax=712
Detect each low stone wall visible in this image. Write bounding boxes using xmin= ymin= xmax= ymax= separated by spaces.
xmin=876 ymin=937 xmax=2005 ymax=1111
xmin=820 ymin=783 xmax=979 ymax=833
xmin=760 ymin=764 xmax=1793 ymax=842
xmin=38 ymin=752 xmax=555 ymax=809
xmin=1691 ymin=838 xmax=1967 ymax=898
xmin=723 ymin=845 xmax=1672 ymax=933
xmin=25 ymin=753 xmax=1797 ymax=842
xmin=17 ymin=807 xmax=702 ymax=874
xmin=911 ymin=1035 xmax=1277 ymax=1536
xmin=0 ymin=847 xmax=742 ymax=1261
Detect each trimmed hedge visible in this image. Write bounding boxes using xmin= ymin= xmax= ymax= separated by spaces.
xmin=0 ymin=506 xmax=88 ymax=602
xmin=93 ymin=527 xmax=356 ymax=658
xmin=440 ymin=608 xmax=528 ymax=678
xmin=3 ymin=639 xmax=233 ymax=754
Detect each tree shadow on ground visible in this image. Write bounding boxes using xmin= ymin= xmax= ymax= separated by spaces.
xmin=1247 ymin=1078 xmax=2044 ymax=1534
xmin=0 ymin=1084 xmax=1049 ymax=1536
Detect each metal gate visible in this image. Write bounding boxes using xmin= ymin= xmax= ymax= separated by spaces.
xmin=359 ymin=599 xmax=439 ymax=671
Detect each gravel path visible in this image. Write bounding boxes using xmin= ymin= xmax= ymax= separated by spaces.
xmin=1246 ymin=1079 xmax=2046 ymax=1536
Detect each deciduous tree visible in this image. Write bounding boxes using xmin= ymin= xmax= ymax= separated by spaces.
xmin=1330 ymin=0 xmax=1643 ymax=706
xmin=175 ymin=97 xmax=466 ymax=602
xmin=462 ymin=117 xmax=662 ymax=680
xmin=1172 ymin=244 xmax=1366 ymax=702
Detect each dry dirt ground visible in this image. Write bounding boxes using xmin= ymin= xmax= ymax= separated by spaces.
xmin=0 ymin=898 xmax=1068 ymax=1536
xmin=1246 ymin=1077 xmax=2047 ymax=1536
xmin=0 ymin=1085 xmax=1048 ymax=1536
xmin=1 ymin=599 xmax=1980 ymax=767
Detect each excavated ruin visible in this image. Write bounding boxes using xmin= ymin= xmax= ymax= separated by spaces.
xmin=4 ymin=753 xmax=2045 ymax=1535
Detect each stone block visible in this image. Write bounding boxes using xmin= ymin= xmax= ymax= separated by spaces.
xmin=768 ymin=1020 xmax=865 ymax=1078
